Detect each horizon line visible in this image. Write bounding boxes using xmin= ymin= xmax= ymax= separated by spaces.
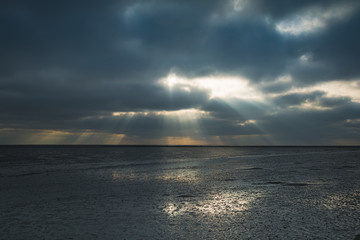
xmin=1 ymin=144 xmax=359 ymax=147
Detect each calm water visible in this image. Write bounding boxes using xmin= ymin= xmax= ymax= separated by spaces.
xmin=1 ymin=146 xmax=359 ymax=239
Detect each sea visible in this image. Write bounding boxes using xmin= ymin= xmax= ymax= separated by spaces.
xmin=0 ymin=146 xmax=359 ymax=239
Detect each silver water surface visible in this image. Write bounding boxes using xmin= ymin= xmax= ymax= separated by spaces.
xmin=1 ymin=146 xmax=359 ymax=239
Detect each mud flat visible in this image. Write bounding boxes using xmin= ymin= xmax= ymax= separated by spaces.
xmin=1 ymin=146 xmax=359 ymax=239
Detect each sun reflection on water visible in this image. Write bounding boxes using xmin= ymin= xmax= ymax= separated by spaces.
xmin=163 ymin=191 xmax=262 ymax=217
xmin=110 ymin=169 xmax=199 ymax=183
xmin=321 ymin=191 xmax=360 ymax=211
xmin=155 ymin=169 xmax=199 ymax=183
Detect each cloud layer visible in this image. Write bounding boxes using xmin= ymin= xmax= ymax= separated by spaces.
xmin=1 ymin=0 xmax=360 ymax=145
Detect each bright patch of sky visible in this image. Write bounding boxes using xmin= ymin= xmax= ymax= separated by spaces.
xmin=276 ymin=3 xmax=358 ymax=35
xmin=160 ymin=73 xmax=263 ymax=100
xmin=112 ymin=109 xmax=209 ymax=119
xmin=301 ymin=80 xmax=360 ymax=103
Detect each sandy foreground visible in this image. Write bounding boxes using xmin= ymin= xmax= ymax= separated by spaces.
xmin=0 ymin=146 xmax=359 ymax=239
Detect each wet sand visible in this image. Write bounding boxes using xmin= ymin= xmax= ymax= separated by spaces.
xmin=0 ymin=146 xmax=359 ymax=239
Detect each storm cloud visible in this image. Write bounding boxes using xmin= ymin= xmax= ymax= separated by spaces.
xmin=1 ymin=0 xmax=360 ymax=145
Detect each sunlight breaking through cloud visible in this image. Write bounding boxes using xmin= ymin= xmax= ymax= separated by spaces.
xmin=160 ymin=73 xmax=263 ymax=100
xmin=285 ymin=80 xmax=360 ymax=103
xmin=0 ymin=128 xmax=126 ymax=145
xmin=112 ymin=109 xmax=209 ymax=119
xmin=2 ymin=0 xmax=360 ymax=145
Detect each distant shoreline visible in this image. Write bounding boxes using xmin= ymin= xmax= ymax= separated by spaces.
xmin=1 ymin=145 xmax=359 ymax=148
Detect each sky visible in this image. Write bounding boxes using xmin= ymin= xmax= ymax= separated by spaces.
xmin=1 ymin=0 xmax=360 ymax=145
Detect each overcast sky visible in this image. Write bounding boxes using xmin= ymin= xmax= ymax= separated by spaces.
xmin=1 ymin=0 xmax=360 ymax=145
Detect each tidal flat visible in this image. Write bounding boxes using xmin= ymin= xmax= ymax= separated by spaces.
xmin=1 ymin=146 xmax=359 ymax=239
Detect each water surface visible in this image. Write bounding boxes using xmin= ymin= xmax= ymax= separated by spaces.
xmin=1 ymin=146 xmax=359 ymax=239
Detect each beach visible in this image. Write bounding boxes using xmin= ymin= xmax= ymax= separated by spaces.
xmin=1 ymin=146 xmax=359 ymax=239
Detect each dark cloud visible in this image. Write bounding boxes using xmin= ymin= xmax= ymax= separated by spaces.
xmin=252 ymin=0 xmax=349 ymax=19
xmin=312 ymin=11 xmax=360 ymax=80
xmin=1 ymin=0 xmax=360 ymax=144
xmin=202 ymin=17 xmax=287 ymax=80
xmin=0 ymin=78 xmax=210 ymax=128
xmin=318 ymin=96 xmax=352 ymax=108
xmin=124 ymin=2 xmax=204 ymax=50
xmin=257 ymin=81 xmax=294 ymax=94
xmin=271 ymin=91 xmax=325 ymax=107
xmin=258 ymin=102 xmax=360 ymax=144
xmin=288 ymin=10 xmax=360 ymax=83
xmin=202 ymin=98 xmax=268 ymax=122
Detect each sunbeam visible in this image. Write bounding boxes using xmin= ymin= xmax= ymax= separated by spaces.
xmin=156 ymin=72 xmax=273 ymax=144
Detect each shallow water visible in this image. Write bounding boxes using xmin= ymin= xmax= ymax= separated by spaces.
xmin=1 ymin=146 xmax=359 ymax=239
